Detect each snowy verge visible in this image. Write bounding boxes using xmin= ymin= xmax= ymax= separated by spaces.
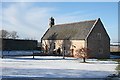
xmin=0 ymin=51 xmax=41 ymax=56
xmin=1 ymin=56 xmax=118 ymax=78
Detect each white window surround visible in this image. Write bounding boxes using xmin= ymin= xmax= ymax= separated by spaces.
xmin=97 ymin=33 xmax=101 ymax=40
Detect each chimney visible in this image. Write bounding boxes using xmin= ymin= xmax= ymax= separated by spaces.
xmin=49 ymin=17 xmax=55 ymax=27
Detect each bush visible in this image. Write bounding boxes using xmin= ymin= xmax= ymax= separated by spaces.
xmin=115 ymin=59 xmax=120 ymax=76
xmin=75 ymin=48 xmax=90 ymax=62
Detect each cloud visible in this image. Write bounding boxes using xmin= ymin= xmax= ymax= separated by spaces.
xmin=2 ymin=3 xmax=89 ymax=40
xmin=2 ymin=2 xmax=96 ymax=41
xmin=1 ymin=2 xmax=118 ymax=44
xmin=2 ymin=2 xmax=117 ymax=43
xmin=2 ymin=2 xmax=55 ymax=40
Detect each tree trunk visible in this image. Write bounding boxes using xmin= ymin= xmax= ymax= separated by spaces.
xmin=2 ymin=51 xmax=3 ymax=58
xmin=83 ymin=57 xmax=86 ymax=62
xmin=63 ymin=52 xmax=65 ymax=59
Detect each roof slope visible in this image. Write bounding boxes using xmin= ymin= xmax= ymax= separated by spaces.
xmin=42 ymin=19 xmax=97 ymax=40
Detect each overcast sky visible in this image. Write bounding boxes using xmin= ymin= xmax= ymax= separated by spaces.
xmin=1 ymin=2 xmax=118 ymax=42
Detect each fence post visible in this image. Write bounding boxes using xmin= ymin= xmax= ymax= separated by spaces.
xmin=33 ymin=51 xmax=34 ymax=59
xmin=1 ymin=51 xmax=3 ymax=58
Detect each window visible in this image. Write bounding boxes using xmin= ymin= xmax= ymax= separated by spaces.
xmin=97 ymin=33 xmax=101 ymax=40
xmin=99 ymin=48 xmax=103 ymax=54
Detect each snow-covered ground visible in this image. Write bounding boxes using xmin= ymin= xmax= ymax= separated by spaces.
xmin=110 ymin=55 xmax=120 ymax=59
xmin=1 ymin=51 xmax=120 ymax=59
xmin=1 ymin=51 xmax=41 ymax=56
xmin=1 ymin=56 xmax=118 ymax=79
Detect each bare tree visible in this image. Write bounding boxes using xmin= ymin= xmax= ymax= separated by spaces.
xmin=0 ymin=30 xmax=10 ymax=38
xmin=75 ymin=47 xmax=90 ymax=62
xmin=9 ymin=31 xmax=19 ymax=39
xmin=0 ymin=30 xmax=19 ymax=39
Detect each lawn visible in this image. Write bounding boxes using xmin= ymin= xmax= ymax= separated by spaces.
xmin=1 ymin=56 xmax=118 ymax=79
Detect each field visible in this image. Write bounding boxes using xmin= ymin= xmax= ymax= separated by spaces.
xmin=1 ymin=56 xmax=119 ymax=80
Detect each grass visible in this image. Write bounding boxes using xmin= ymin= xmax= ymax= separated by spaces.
xmin=97 ymin=59 xmax=109 ymax=61
xmin=114 ymin=59 xmax=120 ymax=76
xmin=98 ymin=58 xmax=120 ymax=77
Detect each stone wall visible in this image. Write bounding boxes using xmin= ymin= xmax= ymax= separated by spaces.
xmin=87 ymin=19 xmax=110 ymax=58
xmin=42 ymin=40 xmax=85 ymax=56
xmin=0 ymin=38 xmax=37 ymax=51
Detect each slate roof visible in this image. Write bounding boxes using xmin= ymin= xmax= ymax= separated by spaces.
xmin=42 ymin=19 xmax=97 ymax=40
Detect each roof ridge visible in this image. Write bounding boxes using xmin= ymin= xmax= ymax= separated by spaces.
xmin=53 ymin=19 xmax=97 ymax=26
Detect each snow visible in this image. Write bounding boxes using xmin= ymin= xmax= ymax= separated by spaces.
xmin=1 ymin=56 xmax=118 ymax=78
xmin=1 ymin=51 xmax=120 ymax=59
xmin=0 ymin=51 xmax=41 ymax=56
xmin=110 ymin=55 xmax=120 ymax=59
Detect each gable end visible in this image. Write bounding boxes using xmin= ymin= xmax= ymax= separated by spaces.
xmin=85 ymin=18 xmax=99 ymax=40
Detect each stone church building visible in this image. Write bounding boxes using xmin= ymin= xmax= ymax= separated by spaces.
xmin=41 ymin=17 xmax=110 ymax=58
